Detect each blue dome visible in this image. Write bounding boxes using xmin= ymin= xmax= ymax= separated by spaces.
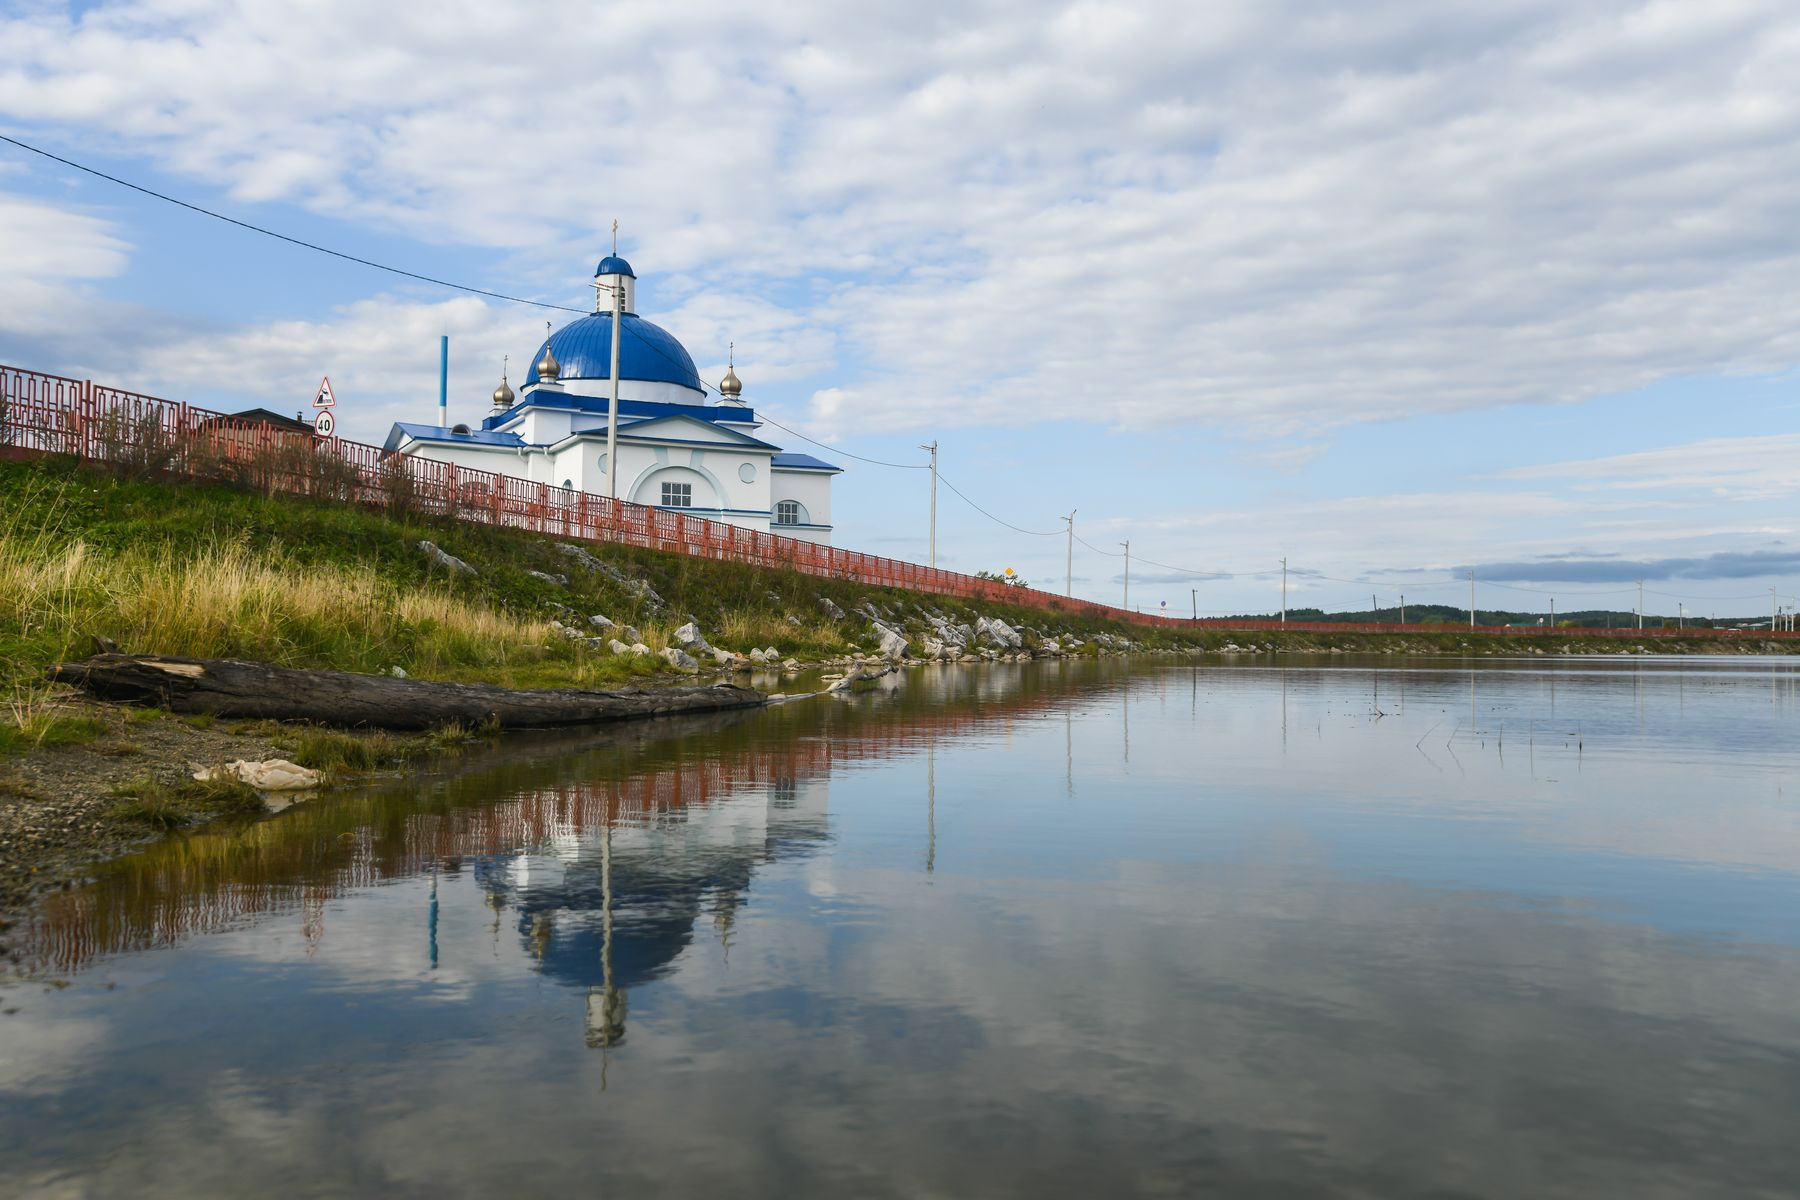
xmin=595 ymin=255 xmax=636 ymax=278
xmin=525 ymin=313 xmax=702 ymax=392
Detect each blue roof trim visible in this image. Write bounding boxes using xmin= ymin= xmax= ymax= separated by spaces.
xmin=484 ymin=393 xmax=756 ymax=431
xmin=524 ymin=313 xmax=700 ymax=391
xmin=386 ymin=422 xmax=526 ymax=452
xmin=595 ymin=255 xmax=636 ymax=278
xmin=771 ymin=452 xmax=843 ymax=473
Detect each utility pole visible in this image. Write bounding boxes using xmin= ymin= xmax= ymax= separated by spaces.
xmin=605 ymin=267 xmax=623 ymax=501
xmin=1121 ymin=541 xmax=1130 ymax=609
xmin=1637 ymin=580 xmax=1644 ymax=630
xmin=1372 ymin=593 xmax=1378 ymax=626
xmin=1191 ymin=588 xmax=1197 ymax=621
xmin=1281 ymin=557 xmax=1288 ymax=624
xmin=1678 ymin=602 xmax=1685 ymax=631
xmin=920 ymin=440 xmax=938 ymax=568
xmin=1468 ymin=569 xmax=1476 ymax=628
xmin=1550 ymin=597 xmax=1555 ymax=627
xmin=1400 ymin=594 xmax=1406 ymax=625
xmin=1062 ymin=509 xmax=1076 ymax=597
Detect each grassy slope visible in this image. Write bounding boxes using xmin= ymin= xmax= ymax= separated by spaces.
xmin=0 ymin=456 xmax=1182 ymax=718
xmin=2 ymin=454 xmax=1792 ymax=749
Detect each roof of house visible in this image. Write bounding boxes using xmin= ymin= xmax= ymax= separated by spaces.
xmin=202 ymin=407 xmax=316 ymax=435
xmin=771 ymin=452 xmax=844 ymax=473
xmin=384 ymin=422 xmax=527 ymax=453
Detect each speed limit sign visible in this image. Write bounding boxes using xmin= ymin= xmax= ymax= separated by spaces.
xmin=313 ymin=410 xmax=336 ymax=438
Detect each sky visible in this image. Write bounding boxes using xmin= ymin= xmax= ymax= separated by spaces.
xmin=1 ymin=0 xmax=1797 ymax=620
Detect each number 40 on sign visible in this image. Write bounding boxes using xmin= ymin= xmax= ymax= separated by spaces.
xmin=312 ymin=376 xmax=336 ymax=437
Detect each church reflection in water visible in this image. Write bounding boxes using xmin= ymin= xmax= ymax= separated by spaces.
xmin=477 ymin=743 xmax=834 ymax=1054
xmin=21 ymin=659 xmax=1129 ymax=1056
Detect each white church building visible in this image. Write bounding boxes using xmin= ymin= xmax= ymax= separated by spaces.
xmin=382 ymin=254 xmax=840 ymax=543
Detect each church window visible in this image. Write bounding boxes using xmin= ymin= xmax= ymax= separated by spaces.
xmin=661 ymin=482 xmax=693 ymax=507
xmin=775 ymin=500 xmax=802 ymax=525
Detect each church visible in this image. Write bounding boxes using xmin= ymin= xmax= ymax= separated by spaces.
xmin=382 ymin=253 xmax=840 ymax=543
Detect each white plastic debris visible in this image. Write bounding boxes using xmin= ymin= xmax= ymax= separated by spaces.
xmin=193 ymin=759 xmax=324 ymax=791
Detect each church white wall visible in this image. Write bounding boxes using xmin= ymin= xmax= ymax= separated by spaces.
xmin=772 ymin=469 xmax=834 ymax=545
xmin=549 ymin=442 xmax=588 ymax=493
xmin=400 ymin=437 xmax=804 ymax=539
xmin=620 ymin=442 xmax=773 ymax=525
xmin=517 ymin=407 xmax=573 ymax=445
xmin=399 ymin=441 xmax=521 ymax=477
xmin=629 ymin=463 xmax=716 ymax=510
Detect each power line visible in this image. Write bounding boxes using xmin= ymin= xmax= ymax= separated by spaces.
xmin=11 ymin=139 xmax=1789 ymax=611
xmin=1073 ymin=534 xmax=1125 ymax=558
xmin=0 ymin=131 xmax=1062 ymax=541
xmin=752 ymin=411 xmax=930 ymax=470
xmin=1472 ymin=579 xmax=1636 ymax=596
xmin=1644 ymin=586 xmax=1792 ymax=602
xmin=935 ymin=473 xmax=1062 ymax=536
xmin=0 ymin=132 xmax=588 ymax=314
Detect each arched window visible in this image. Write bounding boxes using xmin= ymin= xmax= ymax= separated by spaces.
xmin=632 ymin=466 xmax=714 ymax=510
xmin=775 ymin=500 xmax=805 ymax=525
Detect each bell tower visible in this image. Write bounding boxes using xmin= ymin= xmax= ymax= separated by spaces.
xmin=593 ymin=221 xmax=637 ymax=314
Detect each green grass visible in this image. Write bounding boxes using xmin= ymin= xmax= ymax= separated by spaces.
xmin=106 ymin=773 xmax=265 ymax=830
xmin=5 ymin=453 xmax=1775 ymax=713
xmin=0 ymin=458 xmax=666 ymax=696
xmin=0 ymin=690 xmax=108 ymax=756
xmin=275 ymin=726 xmax=402 ymax=772
xmin=0 ymin=456 xmax=1212 ymax=688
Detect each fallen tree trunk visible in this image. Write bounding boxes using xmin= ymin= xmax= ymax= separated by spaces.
xmin=50 ymin=654 xmax=767 ymax=730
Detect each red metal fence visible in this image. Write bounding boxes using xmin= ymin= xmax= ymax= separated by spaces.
xmin=1 ymin=362 xmax=1788 ymax=641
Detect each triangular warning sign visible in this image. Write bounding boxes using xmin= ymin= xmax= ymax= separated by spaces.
xmin=313 ymin=376 xmax=337 ymax=408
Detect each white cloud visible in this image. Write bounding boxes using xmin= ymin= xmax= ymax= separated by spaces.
xmin=0 ymin=190 xmax=129 ymax=338
xmin=117 ymin=295 xmax=544 ymax=442
xmin=2 ymin=1 xmax=1799 ymax=439
xmin=1497 ymin=434 xmax=1800 ymax=501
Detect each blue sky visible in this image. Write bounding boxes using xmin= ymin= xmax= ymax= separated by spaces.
xmin=1 ymin=0 xmax=1797 ymax=619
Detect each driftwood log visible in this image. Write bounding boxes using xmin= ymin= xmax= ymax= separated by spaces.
xmin=50 ymin=654 xmax=767 ymax=730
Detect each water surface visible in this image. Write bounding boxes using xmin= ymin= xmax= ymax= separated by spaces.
xmin=4 ymin=656 xmax=1799 ymax=1198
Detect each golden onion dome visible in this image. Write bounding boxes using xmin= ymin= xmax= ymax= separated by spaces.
xmin=719 ymin=364 xmax=742 ymax=398
xmin=536 ymin=340 xmax=561 ymax=381
xmin=491 ymin=365 xmax=515 ymax=410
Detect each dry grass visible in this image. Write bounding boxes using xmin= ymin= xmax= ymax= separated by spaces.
xmin=0 ymin=484 xmax=589 ymax=689
xmin=107 ymin=773 xmax=264 ymax=830
xmin=0 ymin=683 xmax=109 ymax=756
xmin=712 ymin=606 xmax=847 ymax=658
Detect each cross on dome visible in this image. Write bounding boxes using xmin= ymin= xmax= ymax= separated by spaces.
xmin=719 ymin=340 xmax=743 ymax=403
xmin=535 ymin=322 xmax=561 ymax=381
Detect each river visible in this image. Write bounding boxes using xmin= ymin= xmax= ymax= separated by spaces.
xmin=3 ymin=656 xmax=1799 ymax=1198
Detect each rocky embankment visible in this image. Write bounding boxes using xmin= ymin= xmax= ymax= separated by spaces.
xmin=541 ymin=586 xmax=1145 ymax=678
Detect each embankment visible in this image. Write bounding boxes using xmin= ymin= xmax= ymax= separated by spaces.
xmin=1 ymin=455 xmax=1794 ymax=936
